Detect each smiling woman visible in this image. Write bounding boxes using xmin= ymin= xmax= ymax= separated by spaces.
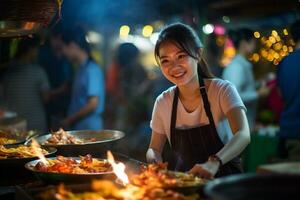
xmin=147 ymin=22 xmax=250 ymax=179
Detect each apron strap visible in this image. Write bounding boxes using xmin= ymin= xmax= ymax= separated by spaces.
xmin=197 ymin=67 xmax=217 ymax=134
xmin=170 ymin=87 xmax=179 ymax=145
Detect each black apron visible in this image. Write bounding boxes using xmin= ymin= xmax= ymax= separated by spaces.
xmin=169 ymin=68 xmax=242 ymax=177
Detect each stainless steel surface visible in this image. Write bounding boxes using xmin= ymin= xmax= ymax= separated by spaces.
xmin=25 ymin=157 xmax=115 ymax=183
xmin=30 ymin=129 xmax=125 ymax=147
xmin=204 ymin=173 xmax=300 ymax=200
xmin=0 ymin=129 xmax=37 ymax=147
xmin=0 ymin=147 xmax=56 ymax=165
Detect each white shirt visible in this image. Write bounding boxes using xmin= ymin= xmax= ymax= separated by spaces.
xmin=150 ymin=78 xmax=246 ymax=144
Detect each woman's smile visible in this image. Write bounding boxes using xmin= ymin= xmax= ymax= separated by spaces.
xmin=158 ymin=41 xmax=198 ymax=86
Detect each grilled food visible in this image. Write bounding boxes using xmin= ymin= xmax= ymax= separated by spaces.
xmin=130 ymin=163 xmax=206 ymax=189
xmin=33 ymin=154 xmax=112 ymax=174
xmin=44 ymin=128 xmax=84 ymax=145
xmin=0 ymin=145 xmax=48 ymax=159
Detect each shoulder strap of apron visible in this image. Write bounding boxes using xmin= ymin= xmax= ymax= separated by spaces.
xmin=197 ymin=67 xmax=217 ymax=133
xmin=170 ymin=88 xmax=179 ymax=133
xmin=170 ymin=67 xmax=219 ymax=144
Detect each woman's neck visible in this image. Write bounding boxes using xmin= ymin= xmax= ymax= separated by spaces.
xmin=178 ymin=78 xmax=201 ymax=101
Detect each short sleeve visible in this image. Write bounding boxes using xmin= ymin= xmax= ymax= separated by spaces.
xmin=219 ymin=81 xmax=246 ymax=114
xmin=150 ymin=96 xmax=166 ymax=135
xmin=86 ymin=64 xmax=104 ymax=97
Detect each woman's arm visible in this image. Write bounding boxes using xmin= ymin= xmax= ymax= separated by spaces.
xmin=146 ymin=131 xmax=167 ymax=163
xmin=216 ymin=107 xmax=250 ymax=164
xmin=189 ymin=107 xmax=250 ymax=178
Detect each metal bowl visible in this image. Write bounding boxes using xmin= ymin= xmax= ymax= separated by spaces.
xmin=204 ymin=173 xmax=300 ymax=200
xmin=26 ymin=129 xmax=125 ymax=156
xmin=25 ymin=157 xmax=115 ymax=183
xmin=0 ymin=146 xmax=57 ymax=185
xmin=0 ymin=146 xmax=56 ymax=165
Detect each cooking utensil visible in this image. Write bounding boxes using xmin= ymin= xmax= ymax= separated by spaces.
xmin=0 ymin=146 xmax=56 ymax=165
xmin=0 ymin=0 xmax=59 ymax=37
xmin=0 ymin=130 xmax=37 ymax=147
xmin=25 ymin=157 xmax=115 ymax=183
xmin=204 ymin=173 xmax=300 ymax=200
xmin=26 ymin=129 xmax=125 ymax=156
xmin=0 ymin=146 xmax=56 ymax=186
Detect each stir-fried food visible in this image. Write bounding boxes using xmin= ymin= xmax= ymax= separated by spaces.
xmin=37 ymin=180 xmax=199 ymax=200
xmin=0 ymin=145 xmax=49 ymax=159
xmin=33 ymin=154 xmax=112 ymax=174
xmin=44 ymin=128 xmax=85 ymax=145
xmin=0 ymin=130 xmax=18 ymax=145
xmin=0 ymin=137 xmax=17 ymax=145
xmin=0 ymin=130 xmax=36 ymax=145
xmin=130 ymin=163 xmax=206 ymax=188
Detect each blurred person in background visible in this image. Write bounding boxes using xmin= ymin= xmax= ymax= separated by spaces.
xmin=223 ymin=28 xmax=270 ymax=131
xmin=2 ymin=37 xmax=50 ymax=132
xmin=107 ymin=43 xmax=152 ymax=159
xmin=60 ymin=27 xmax=105 ymax=130
xmin=147 ymin=23 xmax=250 ymax=178
xmin=39 ymin=25 xmax=73 ymax=130
xmin=204 ymin=33 xmax=224 ymax=78
xmin=277 ymin=20 xmax=300 ymax=161
xmin=106 ymin=43 xmax=152 ymax=132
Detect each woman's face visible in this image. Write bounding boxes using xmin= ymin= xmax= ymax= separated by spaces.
xmin=158 ymin=41 xmax=198 ymax=86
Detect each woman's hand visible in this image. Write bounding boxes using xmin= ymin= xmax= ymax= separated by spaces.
xmin=146 ymin=148 xmax=163 ymax=163
xmin=188 ymin=160 xmax=220 ymax=179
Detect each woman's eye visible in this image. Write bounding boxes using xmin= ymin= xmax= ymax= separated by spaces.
xmin=161 ymin=60 xmax=169 ymax=64
xmin=178 ymin=54 xmax=187 ymax=59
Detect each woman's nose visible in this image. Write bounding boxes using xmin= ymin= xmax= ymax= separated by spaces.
xmin=170 ymin=59 xmax=180 ymax=67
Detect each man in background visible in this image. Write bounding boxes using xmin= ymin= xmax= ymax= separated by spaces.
xmin=277 ymin=20 xmax=300 ymax=161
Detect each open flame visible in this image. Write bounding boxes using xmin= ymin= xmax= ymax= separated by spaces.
xmin=107 ymin=151 xmax=129 ymax=185
xmin=31 ymin=139 xmax=49 ymax=165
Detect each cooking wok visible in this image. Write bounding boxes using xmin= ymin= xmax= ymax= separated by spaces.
xmin=0 ymin=129 xmax=36 ymax=147
xmin=26 ymin=129 xmax=125 ymax=156
xmin=25 ymin=157 xmax=115 ymax=183
xmin=0 ymin=146 xmax=56 ymax=186
xmin=0 ymin=146 xmax=56 ymax=165
xmin=204 ymin=173 xmax=300 ymax=200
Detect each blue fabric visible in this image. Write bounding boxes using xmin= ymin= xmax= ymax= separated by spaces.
xmin=277 ymin=49 xmax=300 ymax=139
xmin=68 ymin=59 xmax=105 ymax=130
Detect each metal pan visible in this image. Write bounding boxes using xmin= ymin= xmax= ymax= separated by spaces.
xmin=0 ymin=146 xmax=57 ymax=186
xmin=0 ymin=146 xmax=57 ymax=165
xmin=0 ymin=130 xmax=36 ymax=147
xmin=204 ymin=173 xmax=300 ymax=200
xmin=25 ymin=157 xmax=115 ymax=183
xmin=25 ymin=129 xmax=125 ymax=156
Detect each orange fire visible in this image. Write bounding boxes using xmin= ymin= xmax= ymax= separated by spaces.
xmin=31 ymin=139 xmax=49 ymax=165
xmin=107 ymin=151 xmax=129 ymax=185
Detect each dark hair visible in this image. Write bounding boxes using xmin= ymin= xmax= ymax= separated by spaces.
xmin=228 ymin=28 xmax=254 ymax=48
xmin=61 ymin=26 xmax=90 ymax=53
xmin=15 ymin=37 xmax=40 ymax=58
xmin=154 ymin=23 xmax=214 ymax=78
xmin=116 ymin=42 xmax=139 ymax=67
xmin=290 ymin=20 xmax=300 ymax=43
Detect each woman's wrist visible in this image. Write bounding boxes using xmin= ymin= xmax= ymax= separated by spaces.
xmin=208 ymin=155 xmax=223 ymax=167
